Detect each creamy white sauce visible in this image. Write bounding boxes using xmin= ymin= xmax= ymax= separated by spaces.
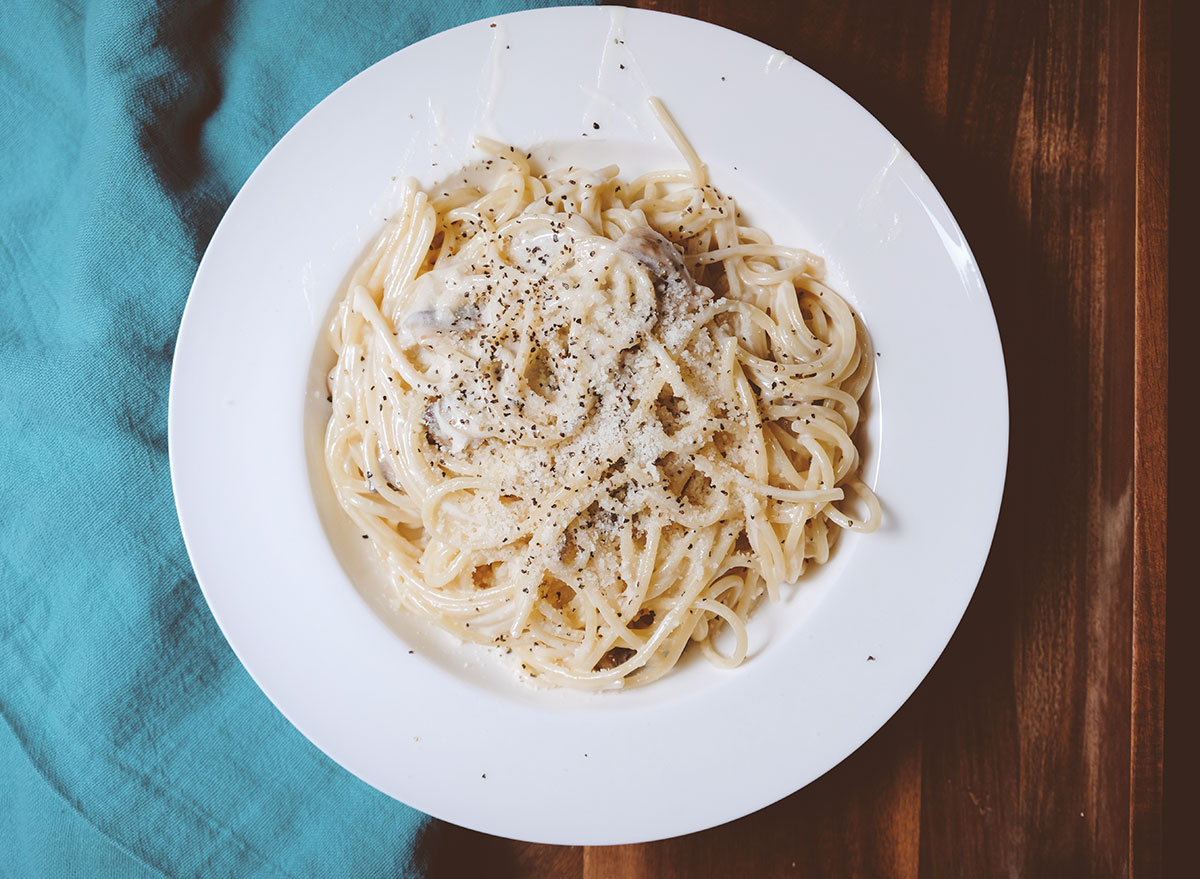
xmin=475 ymin=21 xmax=508 ymax=140
xmin=582 ymin=7 xmax=655 ymax=138
xmin=764 ymin=50 xmax=792 ymax=75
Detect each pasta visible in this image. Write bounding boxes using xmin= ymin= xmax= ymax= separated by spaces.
xmin=324 ymin=101 xmax=879 ymax=689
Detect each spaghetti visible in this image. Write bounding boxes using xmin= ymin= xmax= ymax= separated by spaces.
xmin=324 ymin=101 xmax=879 ymax=689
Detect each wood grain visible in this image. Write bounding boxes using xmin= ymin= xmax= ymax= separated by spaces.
xmin=1163 ymin=3 xmax=1190 ymax=874
xmin=1130 ymin=0 xmax=1169 ymax=874
xmin=414 ymin=821 xmax=582 ymax=877
xmin=418 ymin=1 xmax=1170 ymax=875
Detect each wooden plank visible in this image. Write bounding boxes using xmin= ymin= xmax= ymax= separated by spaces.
xmin=1130 ymin=0 xmax=1169 ymax=874
xmin=415 ymin=822 xmax=582 ymax=878
xmin=1163 ymin=1 xmax=1190 ymax=872
xmin=919 ymin=3 xmax=1137 ymax=873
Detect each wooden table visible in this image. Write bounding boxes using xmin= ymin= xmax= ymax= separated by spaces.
xmin=416 ymin=1 xmax=1173 ymax=874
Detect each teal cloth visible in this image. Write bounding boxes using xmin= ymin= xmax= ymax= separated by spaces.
xmin=0 ymin=1 xmax=592 ymax=875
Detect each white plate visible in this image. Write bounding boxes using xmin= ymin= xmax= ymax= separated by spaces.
xmin=170 ymin=7 xmax=1007 ymax=845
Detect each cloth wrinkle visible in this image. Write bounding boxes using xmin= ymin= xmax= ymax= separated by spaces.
xmin=1 ymin=701 xmax=193 ymax=879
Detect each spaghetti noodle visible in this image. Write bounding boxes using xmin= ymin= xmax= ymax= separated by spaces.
xmin=324 ymin=101 xmax=879 ymax=689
